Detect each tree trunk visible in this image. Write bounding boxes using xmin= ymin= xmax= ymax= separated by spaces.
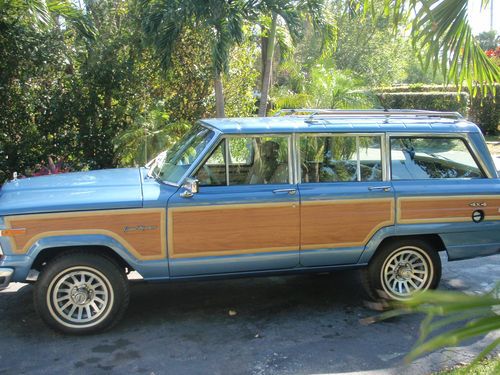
xmin=258 ymin=12 xmax=277 ymax=117
xmin=214 ymin=69 xmax=225 ymax=118
xmin=260 ymin=34 xmax=268 ymax=89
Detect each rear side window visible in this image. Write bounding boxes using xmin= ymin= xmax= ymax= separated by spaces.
xmin=390 ymin=137 xmax=484 ymax=180
xmin=300 ymin=135 xmax=383 ymax=183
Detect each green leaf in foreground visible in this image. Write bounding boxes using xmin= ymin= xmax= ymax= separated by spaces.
xmin=364 ymin=283 xmax=500 ymax=364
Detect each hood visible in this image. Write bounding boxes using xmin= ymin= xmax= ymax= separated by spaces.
xmin=0 ymin=168 xmax=143 ymax=216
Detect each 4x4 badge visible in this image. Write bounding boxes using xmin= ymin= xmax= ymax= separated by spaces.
xmin=469 ymin=202 xmax=487 ymax=207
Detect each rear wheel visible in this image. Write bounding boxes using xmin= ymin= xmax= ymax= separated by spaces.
xmin=363 ymin=239 xmax=441 ymax=301
xmin=34 ymin=251 xmax=129 ymax=334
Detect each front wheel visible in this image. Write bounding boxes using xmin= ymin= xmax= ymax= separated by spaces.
xmin=363 ymin=239 xmax=442 ymax=301
xmin=34 ymin=251 xmax=129 ymax=334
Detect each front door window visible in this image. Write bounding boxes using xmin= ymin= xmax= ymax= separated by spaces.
xmin=195 ymin=136 xmax=291 ymax=186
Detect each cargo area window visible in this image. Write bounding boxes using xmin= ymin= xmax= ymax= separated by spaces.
xmin=299 ymin=135 xmax=383 ymax=183
xmin=390 ymin=137 xmax=484 ymax=180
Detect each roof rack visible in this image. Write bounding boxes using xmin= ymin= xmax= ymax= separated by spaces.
xmin=273 ymin=108 xmax=463 ymax=120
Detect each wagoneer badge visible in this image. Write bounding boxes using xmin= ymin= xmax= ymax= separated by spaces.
xmin=123 ymin=225 xmax=158 ymax=233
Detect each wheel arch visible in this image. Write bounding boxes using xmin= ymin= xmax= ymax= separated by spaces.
xmin=359 ymin=233 xmax=447 ymax=264
xmin=31 ymin=245 xmax=133 ymax=273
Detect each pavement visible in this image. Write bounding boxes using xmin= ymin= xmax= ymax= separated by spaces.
xmin=0 ymin=253 xmax=499 ymax=375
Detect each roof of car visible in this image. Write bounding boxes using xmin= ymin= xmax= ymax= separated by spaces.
xmin=200 ymin=115 xmax=480 ymax=135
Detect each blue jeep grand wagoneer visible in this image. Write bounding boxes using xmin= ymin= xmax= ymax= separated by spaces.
xmin=0 ymin=109 xmax=498 ymax=334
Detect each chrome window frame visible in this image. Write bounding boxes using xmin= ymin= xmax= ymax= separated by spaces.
xmin=295 ymin=132 xmax=388 ymax=184
xmin=186 ymin=132 xmax=295 ymax=186
xmin=386 ymin=132 xmax=492 ymax=180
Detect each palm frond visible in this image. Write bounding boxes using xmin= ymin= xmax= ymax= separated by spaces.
xmin=0 ymin=0 xmax=95 ymax=38
xmin=367 ymin=283 xmax=500 ymax=363
xmin=364 ymin=0 xmax=500 ymax=96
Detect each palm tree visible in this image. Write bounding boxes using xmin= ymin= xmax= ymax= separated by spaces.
xmin=140 ymin=0 xmax=247 ymax=118
xmin=256 ymin=0 xmax=332 ymax=116
xmin=0 ymin=0 xmax=95 ymax=38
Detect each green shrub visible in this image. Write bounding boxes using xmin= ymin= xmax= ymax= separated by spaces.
xmin=374 ymin=84 xmax=500 ymax=135
xmin=468 ymin=88 xmax=500 ymax=135
xmin=376 ymin=84 xmax=457 ymax=93
xmin=375 ymin=92 xmax=469 ymax=116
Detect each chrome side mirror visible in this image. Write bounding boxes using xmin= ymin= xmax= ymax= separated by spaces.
xmin=180 ymin=177 xmax=199 ymax=198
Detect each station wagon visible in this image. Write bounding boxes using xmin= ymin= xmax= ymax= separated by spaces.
xmin=0 ymin=109 xmax=499 ymax=334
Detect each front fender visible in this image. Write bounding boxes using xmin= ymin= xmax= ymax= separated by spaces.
xmin=4 ymin=234 xmax=169 ymax=282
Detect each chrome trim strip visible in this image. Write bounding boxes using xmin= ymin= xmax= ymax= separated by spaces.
xmin=0 ymin=268 xmax=14 ymax=291
xmin=383 ymin=132 xmax=391 ymax=182
xmin=224 ymin=138 xmax=230 ymax=186
xmin=356 ymin=137 xmax=361 ymax=182
xmin=287 ymin=136 xmax=294 ymax=185
xmin=292 ymin=133 xmax=299 ymax=184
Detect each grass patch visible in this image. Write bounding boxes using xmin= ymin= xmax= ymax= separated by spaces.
xmin=435 ymin=358 xmax=500 ymax=375
xmin=485 ymin=135 xmax=500 ymax=142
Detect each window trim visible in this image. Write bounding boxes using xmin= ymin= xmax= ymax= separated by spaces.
xmin=189 ymin=133 xmax=294 ymax=186
xmin=296 ymin=133 xmax=387 ymax=184
xmin=388 ymin=134 xmax=488 ymax=181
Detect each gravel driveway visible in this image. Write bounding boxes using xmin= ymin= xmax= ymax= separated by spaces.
xmin=0 ymin=254 xmax=499 ymax=375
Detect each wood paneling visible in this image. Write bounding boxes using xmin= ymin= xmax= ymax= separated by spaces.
xmin=5 ymin=209 xmax=166 ymax=260
xmin=397 ymin=196 xmax=500 ymax=224
xmin=301 ymin=198 xmax=394 ymax=250
xmin=168 ymin=203 xmax=299 ymax=258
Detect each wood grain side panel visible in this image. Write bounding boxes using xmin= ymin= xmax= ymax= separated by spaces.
xmin=398 ymin=196 xmax=500 ymax=224
xmin=169 ymin=203 xmax=299 ymax=258
xmin=301 ymin=199 xmax=394 ymax=250
xmin=5 ymin=209 xmax=166 ymax=260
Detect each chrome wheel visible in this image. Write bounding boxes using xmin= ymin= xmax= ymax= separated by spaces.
xmin=380 ymin=246 xmax=433 ymax=300
xmin=47 ymin=267 xmax=114 ymax=328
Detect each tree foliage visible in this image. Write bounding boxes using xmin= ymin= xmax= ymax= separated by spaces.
xmin=1 ymin=0 xmax=499 ymax=179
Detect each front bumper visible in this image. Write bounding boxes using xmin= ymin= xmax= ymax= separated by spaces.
xmin=0 ymin=268 xmax=14 ymax=291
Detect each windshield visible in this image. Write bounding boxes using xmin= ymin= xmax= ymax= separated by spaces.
xmin=150 ymin=123 xmax=215 ymax=184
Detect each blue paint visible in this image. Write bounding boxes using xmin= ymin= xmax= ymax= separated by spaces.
xmin=0 ymin=168 xmax=143 ymax=216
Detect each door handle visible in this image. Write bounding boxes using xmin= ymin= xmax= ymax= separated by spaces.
xmin=272 ymin=188 xmax=297 ymax=195
xmin=368 ymin=186 xmax=392 ymax=192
